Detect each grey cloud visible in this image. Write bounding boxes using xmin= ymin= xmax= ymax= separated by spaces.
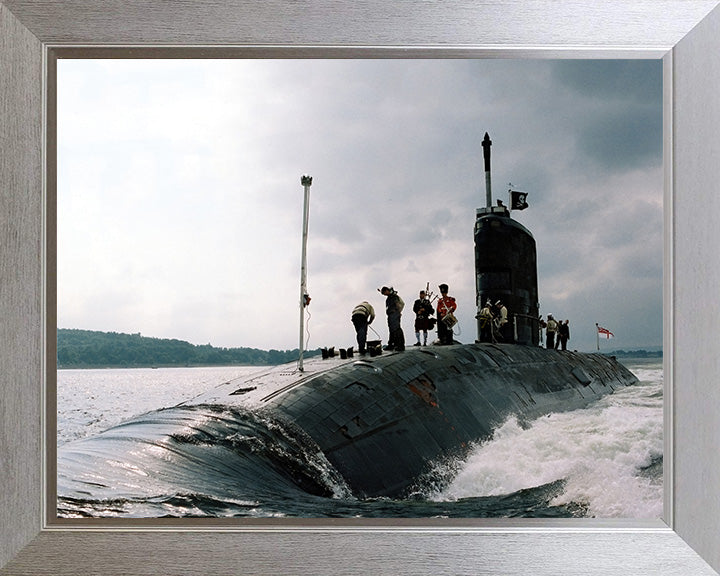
xmin=551 ymin=60 xmax=662 ymax=100
xmin=572 ymin=106 xmax=662 ymax=172
xmin=550 ymin=60 xmax=663 ymax=173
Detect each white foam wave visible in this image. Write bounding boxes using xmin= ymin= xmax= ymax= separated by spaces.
xmin=433 ymin=368 xmax=663 ymax=518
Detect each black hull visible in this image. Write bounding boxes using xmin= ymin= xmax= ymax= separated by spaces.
xmin=261 ymin=343 xmax=638 ymax=498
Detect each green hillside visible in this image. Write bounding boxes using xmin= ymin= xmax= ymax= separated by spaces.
xmin=57 ymin=329 xmax=319 ymax=368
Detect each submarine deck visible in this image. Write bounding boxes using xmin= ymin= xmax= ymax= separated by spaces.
xmin=180 ymin=343 xmax=638 ymax=498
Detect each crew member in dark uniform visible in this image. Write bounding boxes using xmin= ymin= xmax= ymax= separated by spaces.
xmin=412 ymin=290 xmax=434 ymax=346
xmin=557 ymin=319 xmax=570 ymax=351
xmin=351 ymin=301 xmax=375 ymax=355
xmin=380 ymin=286 xmax=405 ymax=351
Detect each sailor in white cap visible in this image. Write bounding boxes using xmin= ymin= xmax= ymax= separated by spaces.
xmin=546 ymin=313 xmax=558 ymax=349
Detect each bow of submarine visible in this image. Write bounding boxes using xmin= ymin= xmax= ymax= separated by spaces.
xmin=262 ymin=343 xmax=638 ymax=499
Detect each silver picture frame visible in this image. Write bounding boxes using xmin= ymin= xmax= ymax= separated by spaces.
xmin=2 ymin=1 xmax=720 ymax=574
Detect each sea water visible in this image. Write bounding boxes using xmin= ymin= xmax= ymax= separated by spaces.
xmin=56 ymin=359 xmax=663 ymax=519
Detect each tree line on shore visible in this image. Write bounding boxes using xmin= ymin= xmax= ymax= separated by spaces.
xmin=603 ymin=349 xmax=662 ymax=358
xmin=57 ymin=328 xmax=660 ymax=369
xmin=57 ymin=329 xmax=319 ymax=368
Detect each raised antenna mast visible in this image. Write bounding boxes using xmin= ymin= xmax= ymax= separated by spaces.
xmin=482 ymin=132 xmax=492 ymax=207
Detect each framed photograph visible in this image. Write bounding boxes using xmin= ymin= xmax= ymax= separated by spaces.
xmin=2 ymin=1 xmax=720 ymax=574
xmin=51 ymin=57 xmax=664 ymax=522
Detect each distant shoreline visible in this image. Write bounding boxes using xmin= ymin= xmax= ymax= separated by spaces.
xmin=57 ymin=328 xmax=659 ymax=369
xmin=601 ymin=349 xmax=662 ymax=358
xmin=56 ymin=328 xmax=320 ymax=369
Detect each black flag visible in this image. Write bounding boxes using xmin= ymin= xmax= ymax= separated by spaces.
xmin=510 ymin=190 xmax=529 ymax=210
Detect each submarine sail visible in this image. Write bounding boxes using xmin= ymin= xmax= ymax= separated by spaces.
xmin=474 ymin=133 xmax=539 ymax=345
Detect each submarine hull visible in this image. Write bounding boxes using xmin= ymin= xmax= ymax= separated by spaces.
xmin=187 ymin=344 xmax=638 ymax=498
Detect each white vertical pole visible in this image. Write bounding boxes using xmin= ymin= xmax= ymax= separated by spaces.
xmin=298 ymin=174 xmax=312 ymax=372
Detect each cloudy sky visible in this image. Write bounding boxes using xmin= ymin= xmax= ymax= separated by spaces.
xmin=57 ymin=58 xmax=663 ymax=353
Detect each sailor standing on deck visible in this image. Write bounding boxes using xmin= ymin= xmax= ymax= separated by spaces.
xmin=546 ymin=314 xmax=558 ymax=349
xmin=351 ymin=301 xmax=375 ymax=355
xmin=538 ymin=316 xmax=548 ymax=347
xmin=413 ymin=290 xmax=435 ymax=346
xmin=494 ymin=300 xmax=508 ymax=341
xmin=557 ymin=319 xmax=570 ymax=351
xmin=478 ymin=300 xmax=494 ymax=343
xmin=380 ymin=286 xmax=405 ymax=352
xmin=436 ymin=284 xmax=457 ymax=345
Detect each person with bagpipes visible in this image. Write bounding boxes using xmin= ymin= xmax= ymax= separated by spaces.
xmin=436 ymin=283 xmax=457 ymax=345
xmin=412 ymin=287 xmax=435 ymax=347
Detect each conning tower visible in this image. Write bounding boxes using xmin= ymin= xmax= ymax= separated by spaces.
xmin=474 ymin=133 xmax=539 ymax=345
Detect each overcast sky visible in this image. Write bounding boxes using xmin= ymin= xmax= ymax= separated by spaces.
xmin=57 ymin=59 xmax=662 ymax=353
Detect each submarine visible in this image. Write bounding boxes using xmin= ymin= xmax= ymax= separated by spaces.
xmin=180 ymin=133 xmax=638 ymax=499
